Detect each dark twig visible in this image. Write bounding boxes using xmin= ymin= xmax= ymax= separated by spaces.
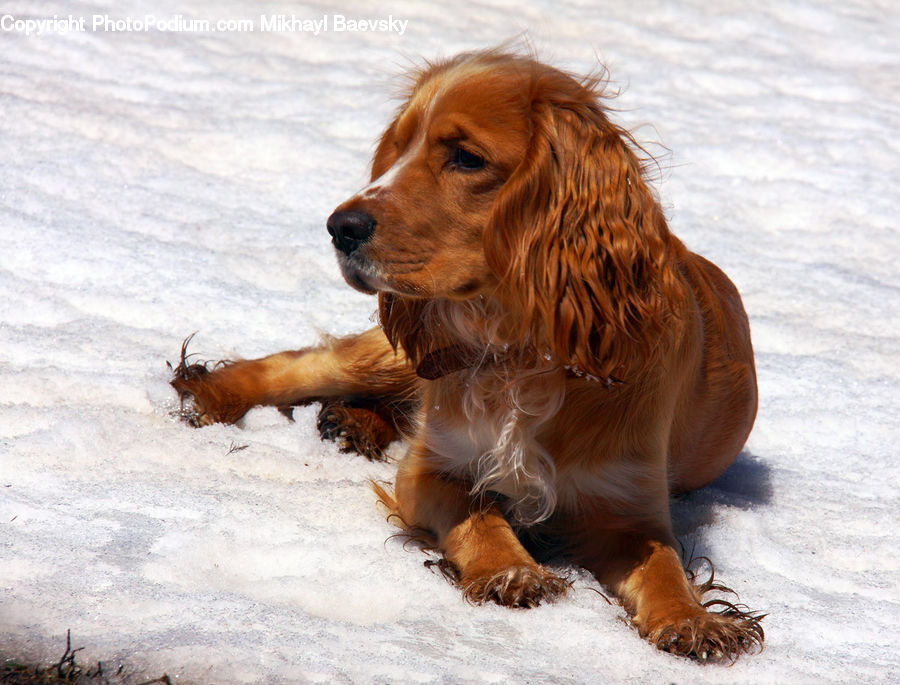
xmin=53 ymin=629 xmax=84 ymax=680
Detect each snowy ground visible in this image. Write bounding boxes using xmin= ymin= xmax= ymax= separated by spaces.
xmin=2 ymin=0 xmax=898 ymax=682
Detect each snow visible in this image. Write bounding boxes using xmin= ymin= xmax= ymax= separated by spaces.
xmin=1 ymin=0 xmax=898 ymax=682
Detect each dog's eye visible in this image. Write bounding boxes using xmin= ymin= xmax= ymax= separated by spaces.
xmin=450 ymin=145 xmax=485 ymax=171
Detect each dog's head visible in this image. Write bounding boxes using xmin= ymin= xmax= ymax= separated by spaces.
xmin=327 ymin=50 xmax=677 ymax=376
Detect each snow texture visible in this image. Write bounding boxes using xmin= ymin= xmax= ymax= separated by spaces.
xmin=1 ymin=0 xmax=898 ymax=682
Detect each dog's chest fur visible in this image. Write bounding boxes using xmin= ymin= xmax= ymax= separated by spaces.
xmin=415 ymin=367 xmax=656 ymax=523
xmin=417 ymin=367 xmax=564 ymax=523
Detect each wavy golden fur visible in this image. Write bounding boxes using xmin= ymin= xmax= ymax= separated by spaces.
xmin=171 ymin=49 xmax=764 ymax=662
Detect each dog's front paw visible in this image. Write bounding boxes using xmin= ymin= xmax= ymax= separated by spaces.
xmin=641 ymin=603 xmax=765 ymax=663
xmin=170 ymin=371 xmax=226 ymax=427
xmin=316 ymin=401 xmax=394 ymax=461
xmin=168 ymin=336 xmax=248 ymax=426
xmin=462 ymin=566 xmax=570 ymax=609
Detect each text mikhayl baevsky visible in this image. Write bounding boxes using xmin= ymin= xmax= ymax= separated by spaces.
xmin=0 ymin=13 xmax=408 ymax=36
xmin=259 ymin=14 xmax=407 ymax=35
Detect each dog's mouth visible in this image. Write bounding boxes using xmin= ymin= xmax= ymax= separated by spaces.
xmin=336 ymin=253 xmax=388 ymax=295
xmin=344 ymin=268 xmax=380 ymax=294
xmin=337 ymin=253 xmax=439 ymax=299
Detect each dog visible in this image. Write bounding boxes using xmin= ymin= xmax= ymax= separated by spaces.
xmin=171 ymin=49 xmax=764 ymax=662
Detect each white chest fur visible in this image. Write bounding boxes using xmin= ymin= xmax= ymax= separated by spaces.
xmin=420 ymin=368 xmax=564 ymax=524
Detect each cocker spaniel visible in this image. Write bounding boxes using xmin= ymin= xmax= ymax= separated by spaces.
xmin=171 ymin=49 xmax=764 ymax=662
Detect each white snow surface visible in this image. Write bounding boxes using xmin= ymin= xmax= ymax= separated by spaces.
xmin=1 ymin=0 xmax=898 ymax=682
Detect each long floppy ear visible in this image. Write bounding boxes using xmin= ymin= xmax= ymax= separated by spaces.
xmin=484 ymin=83 xmax=681 ymax=380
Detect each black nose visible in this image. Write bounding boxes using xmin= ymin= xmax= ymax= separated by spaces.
xmin=326 ymin=209 xmax=376 ymax=255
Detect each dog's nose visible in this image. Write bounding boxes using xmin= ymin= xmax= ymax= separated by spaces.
xmin=326 ymin=209 xmax=376 ymax=255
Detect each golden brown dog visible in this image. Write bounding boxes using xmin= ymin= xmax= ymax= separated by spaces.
xmin=172 ymin=49 xmax=764 ymax=662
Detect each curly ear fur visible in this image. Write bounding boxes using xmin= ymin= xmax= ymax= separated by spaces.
xmin=484 ymin=69 xmax=683 ymax=380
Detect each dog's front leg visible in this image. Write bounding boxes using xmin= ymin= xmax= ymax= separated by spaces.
xmin=382 ymin=442 xmax=568 ymax=608
xmin=568 ymin=500 xmax=764 ymax=662
xmin=170 ymin=326 xmax=417 ymax=426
